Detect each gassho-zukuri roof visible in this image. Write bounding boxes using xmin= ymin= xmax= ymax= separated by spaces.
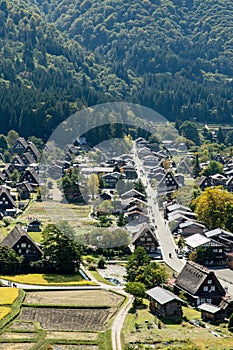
xmin=175 ymin=261 xmax=223 ymax=296
xmin=132 ymin=223 xmax=157 ymax=244
xmin=0 ymin=224 xmax=42 ymax=253
xmin=146 ymin=286 xmax=183 ymax=305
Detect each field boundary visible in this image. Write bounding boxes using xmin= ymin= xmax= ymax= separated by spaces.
xmin=0 ymin=289 xmax=25 ymax=330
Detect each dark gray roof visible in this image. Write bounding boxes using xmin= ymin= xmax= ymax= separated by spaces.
xmin=26 ymin=142 xmax=40 ymax=160
xmin=21 ymin=151 xmax=36 ymax=165
xmin=0 ymin=224 xmax=42 ymax=254
xmin=175 ymin=261 xmax=218 ymax=295
xmin=132 ymin=223 xmax=157 ymax=244
xmin=13 ymin=137 xmax=28 ymax=149
xmin=146 ymin=286 xmax=183 ymax=305
xmin=0 ymin=187 xmax=16 ymax=207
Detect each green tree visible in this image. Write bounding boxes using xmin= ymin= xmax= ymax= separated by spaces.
xmin=28 ymin=136 xmax=44 ymax=151
xmin=0 ymin=134 xmax=8 ymax=151
xmin=190 ymin=246 xmax=214 ymax=266
xmin=0 ymin=246 xmax=23 ymax=274
xmin=126 ymin=247 xmax=150 ymax=282
xmin=180 ymin=121 xmax=200 ymax=146
xmin=228 ymin=313 xmax=233 ymax=332
xmin=193 ymin=154 xmax=201 ymax=178
xmin=201 ymin=161 xmax=223 ymax=176
xmin=133 ymin=179 xmax=147 ymax=198
xmin=142 ymin=261 xmax=168 ymax=289
xmin=42 ymin=224 xmax=83 ymax=273
xmin=216 ymin=127 xmax=225 ymax=144
xmin=125 ymin=281 xmax=145 ymax=307
xmin=6 ymin=130 xmax=19 ymax=148
xmin=117 ymin=213 xmax=126 ymax=227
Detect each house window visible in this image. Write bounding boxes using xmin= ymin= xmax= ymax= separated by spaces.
xmin=203 ymin=286 xmax=208 ymax=292
xmin=21 ymin=243 xmax=26 ymax=248
xmin=147 ymin=238 xmax=152 ymax=242
xmin=26 ymin=249 xmax=29 ymax=253
xmin=207 ymin=280 xmax=212 ymax=284
xmin=210 ymin=286 xmax=215 ymax=292
xmin=140 ymin=237 xmax=145 ymax=241
xmin=207 ymin=298 xmax=212 ymax=303
xmin=18 ymin=249 xmax=21 ymax=253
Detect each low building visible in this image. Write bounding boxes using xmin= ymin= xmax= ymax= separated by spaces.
xmin=178 ymin=221 xmax=206 ymax=237
xmin=198 ymin=303 xmax=225 ymax=324
xmin=27 ymin=219 xmax=42 ymax=232
xmin=146 ymin=286 xmax=183 ymax=322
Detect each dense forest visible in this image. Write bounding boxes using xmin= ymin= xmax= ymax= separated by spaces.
xmin=0 ymin=0 xmax=233 ymax=140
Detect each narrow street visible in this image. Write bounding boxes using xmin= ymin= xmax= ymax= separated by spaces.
xmin=134 ymin=146 xmax=233 ymax=297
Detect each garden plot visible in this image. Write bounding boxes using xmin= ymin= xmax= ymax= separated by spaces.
xmin=24 ymin=290 xmax=124 ymax=307
xmin=0 ymin=332 xmax=35 ymax=339
xmin=46 ymin=331 xmax=98 ymax=341
xmin=19 ymin=307 xmax=113 ymax=331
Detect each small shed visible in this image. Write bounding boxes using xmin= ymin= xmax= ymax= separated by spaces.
xmin=146 ymin=286 xmax=183 ymax=322
xmin=198 ymin=303 xmax=225 ymax=323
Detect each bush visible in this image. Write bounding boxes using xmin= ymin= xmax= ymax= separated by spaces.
xmin=228 ymin=313 xmax=233 ymax=332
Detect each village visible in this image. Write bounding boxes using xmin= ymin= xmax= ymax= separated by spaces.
xmin=0 ymin=130 xmax=233 ymax=349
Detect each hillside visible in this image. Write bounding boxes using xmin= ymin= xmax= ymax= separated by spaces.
xmin=1 ymin=0 xmax=233 ymax=139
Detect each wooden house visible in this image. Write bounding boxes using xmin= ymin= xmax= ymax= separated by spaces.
xmin=121 ymin=189 xmax=146 ymax=201
xmin=204 ymin=228 xmax=233 ymax=253
xmin=126 ymin=211 xmax=149 ymax=224
xmin=16 ymin=181 xmax=33 ymax=200
xmin=121 ymin=165 xmax=137 ymax=180
xmin=20 ymin=169 xmax=40 ymax=188
xmin=24 ymin=142 xmax=40 ymax=161
xmin=157 ymin=171 xmax=180 ymax=195
xmin=0 ymin=187 xmax=17 ymax=216
xmin=13 ymin=137 xmax=28 ymax=155
xmin=198 ymin=303 xmax=225 ymax=323
xmin=0 ymin=224 xmax=42 ymax=262
xmin=21 ymin=152 xmax=36 ymax=166
xmin=178 ymin=221 xmax=206 ymax=237
xmin=132 ymin=223 xmax=159 ymax=255
xmin=27 ymin=219 xmax=41 ymax=232
xmin=184 ymin=233 xmax=227 ymax=266
xmin=174 ymin=261 xmax=226 ymax=307
xmin=198 ymin=176 xmax=215 ymax=191
xmin=146 ymin=286 xmax=183 ymax=322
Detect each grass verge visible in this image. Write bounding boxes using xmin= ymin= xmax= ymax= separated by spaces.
xmin=0 ymin=289 xmax=25 ymax=329
xmin=90 ymin=270 xmax=114 ymax=286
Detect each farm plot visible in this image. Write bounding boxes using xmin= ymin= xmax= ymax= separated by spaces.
xmin=46 ymin=331 xmax=98 ymax=341
xmin=0 ymin=344 xmax=34 ymax=350
xmin=52 ymin=346 xmax=99 ymax=350
xmin=0 ymin=332 xmax=35 ymax=339
xmin=19 ymin=307 xmax=112 ymax=331
xmin=24 ymin=290 xmax=124 ymax=307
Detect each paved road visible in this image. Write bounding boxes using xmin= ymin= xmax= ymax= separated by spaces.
xmin=112 ymin=293 xmax=134 ymax=350
xmin=134 ymin=146 xmax=233 ymax=297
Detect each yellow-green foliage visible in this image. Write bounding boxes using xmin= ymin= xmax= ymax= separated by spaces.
xmin=0 ymin=287 xmax=19 ymax=305
xmin=1 ymin=274 xmax=96 ymax=286
xmin=0 ymin=306 xmax=11 ymax=320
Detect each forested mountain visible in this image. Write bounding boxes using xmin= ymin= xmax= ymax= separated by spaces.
xmin=1 ymin=0 xmax=233 ymax=139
